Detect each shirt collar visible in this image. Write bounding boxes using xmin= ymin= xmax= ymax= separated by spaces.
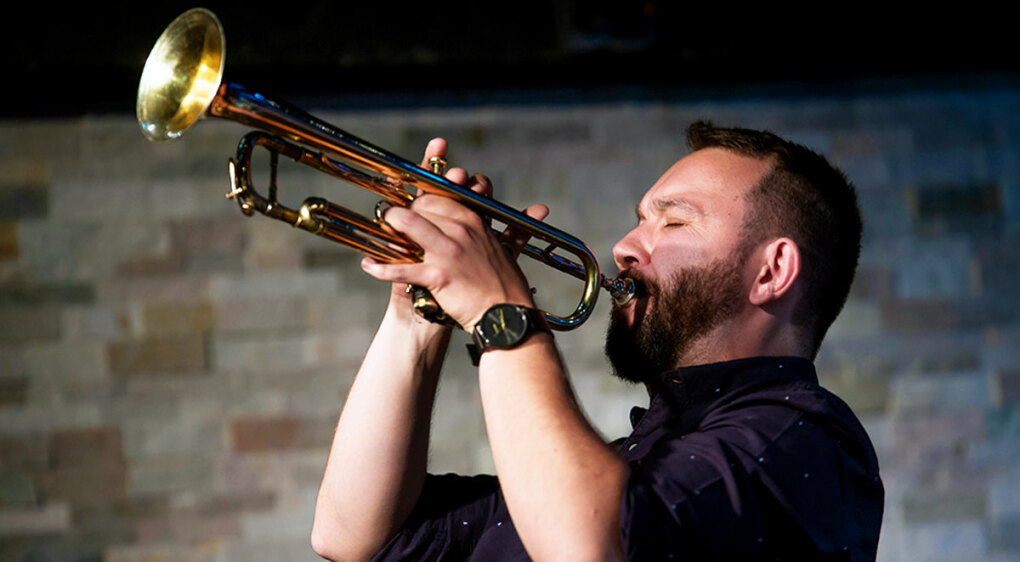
xmin=630 ymin=356 xmax=818 ymax=431
xmin=659 ymin=355 xmax=816 ymax=408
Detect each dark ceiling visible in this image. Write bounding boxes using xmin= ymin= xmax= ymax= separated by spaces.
xmin=4 ymin=1 xmax=1018 ymax=118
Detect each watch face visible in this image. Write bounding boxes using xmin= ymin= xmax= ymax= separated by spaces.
xmin=480 ymin=305 xmax=529 ymax=348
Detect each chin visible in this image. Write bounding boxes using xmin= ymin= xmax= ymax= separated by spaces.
xmin=610 ymin=300 xmax=637 ymax=327
xmin=605 ymin=301 xmax=661 ymax=385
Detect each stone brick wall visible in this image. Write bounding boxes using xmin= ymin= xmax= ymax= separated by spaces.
xmin=1 ymin=85 xmax=1019 ymax=561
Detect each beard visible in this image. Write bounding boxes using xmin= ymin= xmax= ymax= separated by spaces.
xmin=604 ymin=254 xmax=747 ymax=384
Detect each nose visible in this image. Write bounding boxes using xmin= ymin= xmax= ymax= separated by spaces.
xmin=612 ymin=226 xmax=649 ymax=272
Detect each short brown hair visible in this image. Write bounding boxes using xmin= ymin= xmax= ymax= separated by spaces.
xmin=686 ymin=121 xmax=862 ymax=358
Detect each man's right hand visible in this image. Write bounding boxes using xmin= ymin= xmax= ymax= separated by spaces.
xmin=382 ymin=138 xmax=494 ymax=324
xmin=376 ymin=137 xmax=549 ymax=334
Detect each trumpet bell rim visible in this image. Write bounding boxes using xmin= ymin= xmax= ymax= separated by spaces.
xmin=136 ymin=7 xmax=225 ymax=141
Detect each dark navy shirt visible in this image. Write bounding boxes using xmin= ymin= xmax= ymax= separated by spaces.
xmin=373 ymin=356 xmax=884 ymax=561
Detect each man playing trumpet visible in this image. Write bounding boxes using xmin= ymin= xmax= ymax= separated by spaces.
xmin=311 ymin=122 xmax=884 ymax=561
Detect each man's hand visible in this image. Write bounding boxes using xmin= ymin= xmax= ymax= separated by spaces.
xmin=362 ymin=137 xmax=548 ymax=332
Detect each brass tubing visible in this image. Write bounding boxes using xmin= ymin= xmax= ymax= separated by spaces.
xmin=212 ymin=81 xmax=614 ymax=329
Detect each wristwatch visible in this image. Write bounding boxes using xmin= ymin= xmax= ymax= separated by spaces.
xmin=467 ymin=304 xmax=550 ymax=365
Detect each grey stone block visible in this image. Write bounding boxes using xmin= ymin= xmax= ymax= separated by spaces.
xmin=0 ymin=187 xmax=48 ymax=220
xmin=0 ymin=502 xmax=71 ymax=535
xmin=890 ymin=371 xmax=991 ymax=412
xmin=0 ymin=470 xmax=35 ymax=505
xmin=127 ymin=455 xmax=213 ymax=497
xmin=899 ymin=521 xmax=989 ymax=560
xmin=0 ymin=306 xmax=61 ymax=342
xmin=989 ymin=513 xmax=1020 ymax=553
xmin=0 ymin=376 xmax=27 ymax=407
xmin=209 ymin=270 xmax=339 ymax=301
xmin=0 ymin=283 xmax=94 ymax=306
xmin=903 ymin=489 xmax=989 ymax=523
xmin=21 ymin=341 xmax=106 ymax=383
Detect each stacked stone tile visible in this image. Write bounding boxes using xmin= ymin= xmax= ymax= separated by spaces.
xmin=1 ymin=87 xmax=1019 ymax=560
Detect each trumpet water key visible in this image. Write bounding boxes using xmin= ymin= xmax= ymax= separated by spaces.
xmin=137 ymin=7 xmax=634 ymax=330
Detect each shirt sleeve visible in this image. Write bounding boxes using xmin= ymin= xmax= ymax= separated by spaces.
xmin=619 ymin=429 xmax=769 ymax=560
xmin=371 ymin=473 xmax=501 ymax=562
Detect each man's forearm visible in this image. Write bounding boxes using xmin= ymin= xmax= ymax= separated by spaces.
xmin=478 ymin=333 xmax=629 ymax=562
xmin=312 ymin=304 xmax=450 ymax=561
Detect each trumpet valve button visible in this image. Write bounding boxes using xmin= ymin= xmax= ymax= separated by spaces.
xmin=428 ymin=156 xmax=448 ymax=175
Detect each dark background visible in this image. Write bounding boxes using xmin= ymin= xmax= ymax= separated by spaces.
xmin=3 ymin=1 xmax=1018 ymax=117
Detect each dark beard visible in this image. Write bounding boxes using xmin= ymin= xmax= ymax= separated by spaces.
xmin=604 ymin=256 xmax=746 ymax=384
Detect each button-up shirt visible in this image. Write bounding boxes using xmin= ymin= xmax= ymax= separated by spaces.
xmin=373 ymin=356 xmax=884 ymax=561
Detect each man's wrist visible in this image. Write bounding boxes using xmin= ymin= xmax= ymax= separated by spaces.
xmin=467 ymin=303 xmax=550 ymax=366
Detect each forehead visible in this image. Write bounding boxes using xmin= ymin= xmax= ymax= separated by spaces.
xmin=637 ymin=147 xmax=772 ymax=219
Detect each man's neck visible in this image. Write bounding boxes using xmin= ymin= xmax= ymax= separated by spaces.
xmin=675 ymin=315 xmax=808 ymax=370
xmin=641 ymin=312 xmax=810 ymax=400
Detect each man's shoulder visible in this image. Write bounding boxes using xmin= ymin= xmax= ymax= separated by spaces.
xmin=633 ymin=362 xmax=881 ymax=493
xmin=621 ymin=358 xmax=883 ymax=559
xmin=695 ymin=373 xmax=878 ymax=465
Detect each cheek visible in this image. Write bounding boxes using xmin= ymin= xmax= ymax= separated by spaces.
xmin=647 ymin=241 xmax=712 ymax=274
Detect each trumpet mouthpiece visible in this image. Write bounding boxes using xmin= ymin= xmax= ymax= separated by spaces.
xmin=602 ymin=277 xmax=636 ymax=306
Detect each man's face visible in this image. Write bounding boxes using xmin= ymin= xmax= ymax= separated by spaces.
xmin=605 ymin=148 xmax=771 ymax=381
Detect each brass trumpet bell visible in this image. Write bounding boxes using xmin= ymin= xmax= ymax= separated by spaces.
xmin=137 ymin=7 xmax=225 ymax=141
xmin=137 ymin=8 xmax=634 ymax=330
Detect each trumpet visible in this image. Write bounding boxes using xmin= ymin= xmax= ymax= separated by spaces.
xmin=136 ymin=8 xmax=634 ymax=330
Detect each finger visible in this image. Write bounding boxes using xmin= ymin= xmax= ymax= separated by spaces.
xmin=445 ymin=167 xmax=469 ymax=185
xmin=381 ymin=205 xmax=459 ymax=257
xmin=524 ymin=203 xmax=549 ymax=222
xmin=501 ymin=203 xmax=550 ymax=256
xmin=409 ymin=193 xmax=491 ymax=236
xmin=465 ymin=174 xmax=493 ymax=198
xmin=455 ymin=173 xmax=494 ymax=229
xmin=415 ymin=138 xmax=450 ymax=197
xmin=361 ymin=257 xmax=431 ymax=287
xmin=420 ymin=138 xmax=448 ymax=168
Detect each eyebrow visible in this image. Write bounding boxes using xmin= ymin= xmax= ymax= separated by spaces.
xmin=635 ymin=196 xmax=705 ymax=221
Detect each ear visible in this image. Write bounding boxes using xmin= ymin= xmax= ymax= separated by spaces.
xmin=748 ymin=237 xmax=802 ymax=307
